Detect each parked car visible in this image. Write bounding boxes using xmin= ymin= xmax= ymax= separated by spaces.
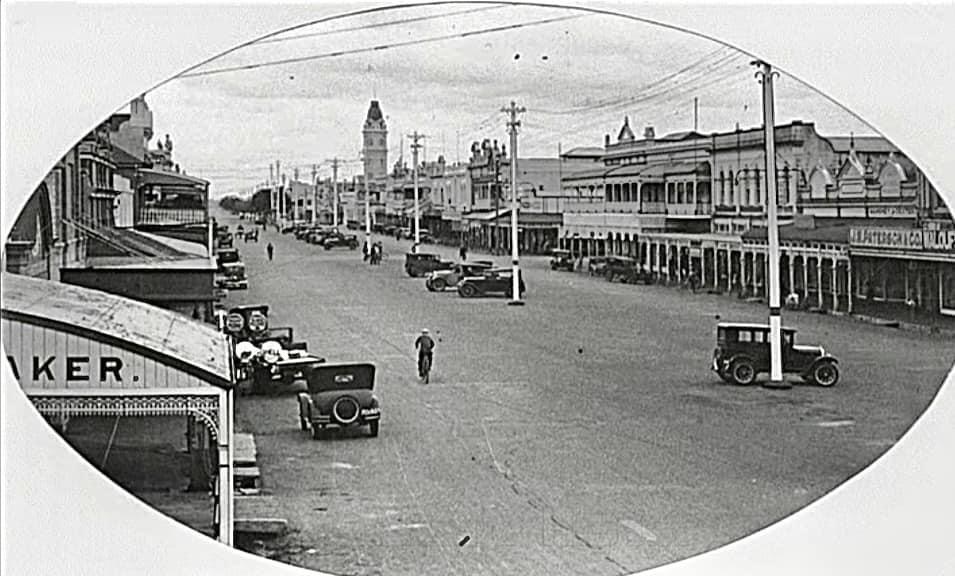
xmin=297 ymin=363 xmax=380 ymax=438
xmin=711 ymin=322 xmax=840 ymax=387
xmin=216 ymin=248 xmax=241 ymax=270
xmin=216 ymin=262 xmax=248 ymax=290
xmin=603 ymin=256 xmax=653 ymax=284
xmin=405 ymin=252 xmax=455 ymax=277
xmin=323 ymin=232 xmax=360 ymax=250
xmin=418 ymin=229 xmax=434 ymax=243
xmin=458 ymin=268 xmax=526 ymax=298
xmin=397 ymin=227 xmax=413 ymax=240
xmin=588 ymin=256 xmax=610 ymax=276
xmin=426 ymin=261 xmax=495 ymax=291
xmin=549 ymin=249 xmax=575 ymax=271
xmin=306 ymin=229 xmax=334 ymax=244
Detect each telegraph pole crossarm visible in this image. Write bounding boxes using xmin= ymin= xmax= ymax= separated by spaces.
xmin=755 ymin=60 xmax=789 ymax=389
xmin=503 ymin=100 xmax=526 ymax=306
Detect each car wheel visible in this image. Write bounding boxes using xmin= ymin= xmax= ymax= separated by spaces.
xmin=811 ymin=362 xmax=840 ymax=387
xmin=459 ymin=284 xmax=477 ymax=298
xmin=311 ymin=425 xmax=322 ymax=440
xmin=431 ymin=278 xmax=447 ymax=291
xmin=369 ymin=421 xmax=379 ymax=437
xmin=730 ymin=359 xmax=757 ymax=386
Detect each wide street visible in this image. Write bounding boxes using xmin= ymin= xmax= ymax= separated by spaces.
xmin=224 ymin=218 xmax=953 ymax=576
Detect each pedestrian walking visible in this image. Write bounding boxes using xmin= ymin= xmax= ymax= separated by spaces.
xmin=363 ymin=241 xmax=370 ymax=262
xmin=266 ymin=242 xmax=274 ymax=261
xmin=459 ymin=244 xmax=468 ymax=261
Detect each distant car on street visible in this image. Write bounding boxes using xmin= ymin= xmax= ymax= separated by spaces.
xmin=711 ymin=322 xmax=840 ymax=387
xmin=297 ymin=363 xmax=380 ymax=438
xmin=426 ymin=261 xmax=495 ymax=291
xmin=323 ymin=232 xmax=360 ymax=250
xmin=457 ymin=268 xmax=526 ymax=298
xmin=603 ymin=256 xmax=653 ymax=284
xmin=306 ymin=229 xmax=335 ymax=245
xmin=549 ymin=249 xmax=575 ymax=271
xmin=405 ymin=252 xmax=455 ymax=277
xmin=588 ymin=256 xmax=610 ymax=277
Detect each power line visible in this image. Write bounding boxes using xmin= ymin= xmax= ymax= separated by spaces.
xmin=178 ymin=13 xmax=586 ymax=79
xmin=251 ymin=5 xmax=507 ymax=45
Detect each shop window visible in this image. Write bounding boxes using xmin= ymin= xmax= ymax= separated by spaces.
xmin=941 ymin=264 xmax=955 ymax=316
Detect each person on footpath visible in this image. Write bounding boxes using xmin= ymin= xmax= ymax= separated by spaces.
xmin=459 ymin=244 xmax=468 ymax=261
xmin=363 ymin=240 xmax=370 ymax=262
xmin=267 ymin=242 xmax=274 ymax=261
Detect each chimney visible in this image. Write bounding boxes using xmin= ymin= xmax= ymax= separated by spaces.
xmin=644 ymin=126 xmax=655 ymax=140
xmin=604 ymin=134 xmax=610 ymax=147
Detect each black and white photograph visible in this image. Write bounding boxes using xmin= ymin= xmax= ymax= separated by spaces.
xmin=2 ymin=3 xmax=954 ymax=575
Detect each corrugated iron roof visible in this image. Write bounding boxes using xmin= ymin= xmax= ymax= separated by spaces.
xmin=1 ymin=273 xmax=232 ymax=388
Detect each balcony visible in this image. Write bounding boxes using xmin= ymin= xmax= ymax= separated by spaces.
xmin=667 ymin=203 xmax=712 ymax=217
xmin=136 ymin=206 xmax=207 ymax=226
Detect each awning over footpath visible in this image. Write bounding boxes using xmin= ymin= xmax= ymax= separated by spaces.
xmin=138 ymin=168 xmax=209 ymax=189
xmin=741 ymin=217 xmax=913 ymax=245
xmin=1 ymin=273 xmax=232 ymax=388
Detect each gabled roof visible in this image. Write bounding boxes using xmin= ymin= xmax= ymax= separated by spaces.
xmin=617 ymin=116 xmax=635 ymax=142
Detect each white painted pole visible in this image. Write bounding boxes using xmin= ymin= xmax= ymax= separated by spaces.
xmin=757 ymin=60 xmax=788 ymax=389
xmin=504 ymin=101 xmax=526 ymax=306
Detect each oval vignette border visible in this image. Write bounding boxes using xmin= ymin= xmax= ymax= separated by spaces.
xmin=2 ymin=3 xmax=954 ymax=576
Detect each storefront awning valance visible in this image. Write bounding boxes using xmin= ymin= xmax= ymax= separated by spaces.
xmin=138 ymin=168 xmax=209 ymax=189
xmin=1 ymin=273 xmax=232 ymax=389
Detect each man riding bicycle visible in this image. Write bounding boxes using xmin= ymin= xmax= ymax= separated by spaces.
xmin=414 ymin=329 xmax=435 ymax=378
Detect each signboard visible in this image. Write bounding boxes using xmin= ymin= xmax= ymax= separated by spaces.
xmin=225 ymin=313 xmax=245 ymax=333
xmin=850 ymin=227 xmax=955 ymax=253
xmin=2 ymin=317 xmax=210 ymax=389
xmin=247 ymin=310 xmax=268 ymax=333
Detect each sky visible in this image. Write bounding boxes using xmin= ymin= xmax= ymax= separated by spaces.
xmin=139 ymin=3 xmax=876 ymax=199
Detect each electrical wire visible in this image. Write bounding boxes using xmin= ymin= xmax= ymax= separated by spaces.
xmin=178 ymin=14 xmax=586 ymax=79
xmin=252 ymin=5 xmax=508 ymax=46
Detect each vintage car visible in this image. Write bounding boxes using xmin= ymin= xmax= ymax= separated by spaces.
xmin=323 ymin=232 xmax=360 ymax=250
xmin=306 ymin=229 xmax=335 ymax=245
xmin=294 ymin=225 xmax=320 ymax=240
xmin=587 ymin=256 xmax=610 ymax=276
xmin=549 ymin=249 xmax=575 ymax=271
xmin=426 ymin=261 xmax=495 ymax=291
xmin=247 ymin=326 xmax=308 ymax=351
xmin=405 ymin=252 xmax=455 ymax=277
xmin=418 ymin=229 xmax=434 ymax=244
xmin=216 ymin=248 xmax=241 ymax=270
xmin=711 ymin=322 xmax=840 ymax=387
xmin=603 ymin=256 xmax=653 ymax=284
xmin=216 ymin=261 xmax=248 ymax=290
xmin=457 ymin=268 xmax=526 ymax=298
xmin=297 ymin=363 xmax=380 ymax=438
xmin=244 ymin=353 xmax=326 ymax=395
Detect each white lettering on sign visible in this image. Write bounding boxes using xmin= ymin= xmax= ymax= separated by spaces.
xmin=5 ymin=355 xmax=124 ymax=383
xmin=1 ymin=317 xmax=209 ymax=389
xmin=849 ymin=227 xmax=955 ymax=253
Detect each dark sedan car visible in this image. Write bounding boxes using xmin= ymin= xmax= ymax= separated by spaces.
xmin=712 ymin=322 xmax=840 ymax=387
xmin=457 ymin=268 xmax=526 ymax=298
xmin=603 ymin=256 xmax=653 ymax=284
xmin=405 ymin=252 xmax=455 ymax=277
xmin=323 ymin=233 xmax=360 ymax=250
xmin=297 ymin=363 xmax=380 ymax=438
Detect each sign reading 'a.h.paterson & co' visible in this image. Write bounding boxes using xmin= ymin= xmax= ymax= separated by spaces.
xmin=849 ymin=227 xmax=955 ymax=253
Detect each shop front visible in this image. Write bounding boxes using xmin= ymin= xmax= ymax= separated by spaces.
xmin=849 ymin=224 xmax=955 ymax=322
xmin=1 ymin=273 xmax=236 ymax=544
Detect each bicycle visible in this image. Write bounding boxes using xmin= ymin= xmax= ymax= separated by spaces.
xmin=419 ymin=354 xmax=431 ymax=384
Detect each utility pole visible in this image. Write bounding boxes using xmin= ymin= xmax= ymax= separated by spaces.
xmin=503 ymin=100 xmax=526 ymax=306
xmin=408 ymin=131 xmax=425 ymax=251
xmin=364 ymin=170 xmax=372 ymax=250
xmin=331 ymin=158 xmax=340 ymax=228
xmin=756 ymin=60 xmax=787 ymax=389
xmin=311 ymin=164 xmax=318 ymax=224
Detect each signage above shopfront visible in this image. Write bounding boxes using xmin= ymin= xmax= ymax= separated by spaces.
xmin=849 ymin=226 xmax=955 ymax=253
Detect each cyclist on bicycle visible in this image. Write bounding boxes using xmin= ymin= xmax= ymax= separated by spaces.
xmin=414 ymin=329 xmax=435 ymax=378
